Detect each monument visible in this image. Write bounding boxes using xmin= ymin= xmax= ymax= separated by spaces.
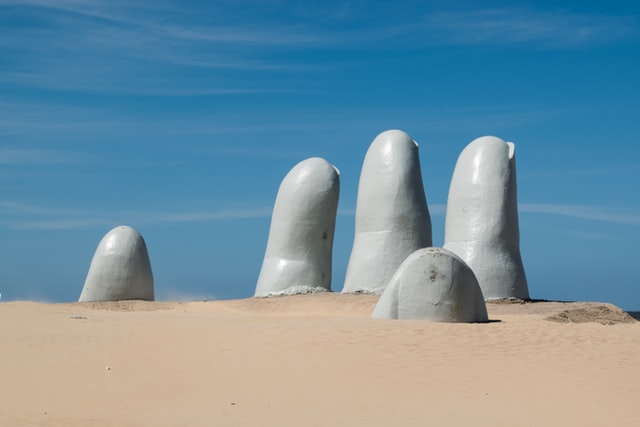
xmin=444 ymin=136 xmax=529 ymax=300
xmin=372 ymin=247 xmax=488 ymax=322
xmin=342 ymin=129 xmax=432 ymax=294
xmin=79 ymin=225 xmax=154 ymax=302
xmin=255 ymin=157 xmax=340 ymax=296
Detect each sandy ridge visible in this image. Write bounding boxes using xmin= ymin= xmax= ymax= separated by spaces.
xmin=29 ymin=293 xmax=638 ymax=324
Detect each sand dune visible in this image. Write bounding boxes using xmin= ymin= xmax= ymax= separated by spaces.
xmin=1 ymin=294 xmax=638 ymax=426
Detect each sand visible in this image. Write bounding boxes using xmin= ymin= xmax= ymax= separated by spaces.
xmin=1 ymin=294 xmax=639 ymax=427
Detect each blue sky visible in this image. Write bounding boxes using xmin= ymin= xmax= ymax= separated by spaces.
xmin=1 ymin=0 xmax=639 ymax=309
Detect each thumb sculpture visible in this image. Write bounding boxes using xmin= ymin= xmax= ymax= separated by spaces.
xmin=372 ymin=247 xmax=488 ymax=322
xmin=342 ymin=129 xmax=432 ymax=294
xmin=79 ymin=225 xmax=154 ymax=302
xmin=255 ymin=157 xmax=340 ymax=297
xmin=443 ymin=136 xmax=529 ymax=300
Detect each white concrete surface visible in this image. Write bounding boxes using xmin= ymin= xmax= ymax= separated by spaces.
xmin=372 ymin=247 xmax=488 ymax=322
xmin=444 ymin=136 xmax=529 ymax=300
xmin=255 ymin=157 xmax=340 ymax=297
xmin=79 ymin=225 xmax=154 ymax=301
xmin=342 ymin=129 xmax=432 ymax=294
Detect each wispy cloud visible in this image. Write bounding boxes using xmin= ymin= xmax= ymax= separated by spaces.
xmin=2 ymin=0 xmax=328 ymax=46
xmin=520 ymin=165 xmax=640 ymax=178
xmin=0 ymin=201 xmax=75 ymax=215
xmin=2 ymin=199 xmax=639 ymax=230
xmin=0 ymin=148 xmax=86 ymax=165
xmin=566 ymin=230 xmax=613 ymax=241
xmin=0 ymin=1 xmax=318 ymax=94
xmin=0 ymin=100 xmax=374 ymax=160
xmin=520 ymin=203 xmax=640 ymax=225
xmin=421 ymin=104 xmax=581 ymax=132
xmin=0 ymin=100 xmax=133 ymax=138
xmin=1 ymin=2 xmax=636 ymax=94
xmin=0 ymin=200 xmax=272 ymax=230
xmin=422 ymin=8 xmax=638 ymax=47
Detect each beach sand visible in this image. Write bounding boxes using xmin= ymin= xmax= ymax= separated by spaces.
xmin=1 ymin=294 xmax=639 ymax=426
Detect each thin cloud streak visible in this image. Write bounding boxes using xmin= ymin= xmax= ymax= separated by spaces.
xmin=520 ymin=165 xmax=640 ymax=178
xmin=0 ymin=148 xmax=86 ymax=165
xmin=566 ymin=230 xmax=613 ymax=241
xmin=520 ymin=203 xmax=640 ymax=225
xmin=4 ymin=200 xmax=639 ymax=230
xmin=1 ymin=72 xmax=299 ymax=96
xmin=422 ymin=8 xmax=638 ymax=47
xmin=1 ymin=0 xmax=328 ymax=46
xmin=0 ymin=201 xmax=78 ymax=215
xmin=0 ymin=100 xmax=330 ymax=142
xmin=0 ymin=201 xmax=273 ymax=230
